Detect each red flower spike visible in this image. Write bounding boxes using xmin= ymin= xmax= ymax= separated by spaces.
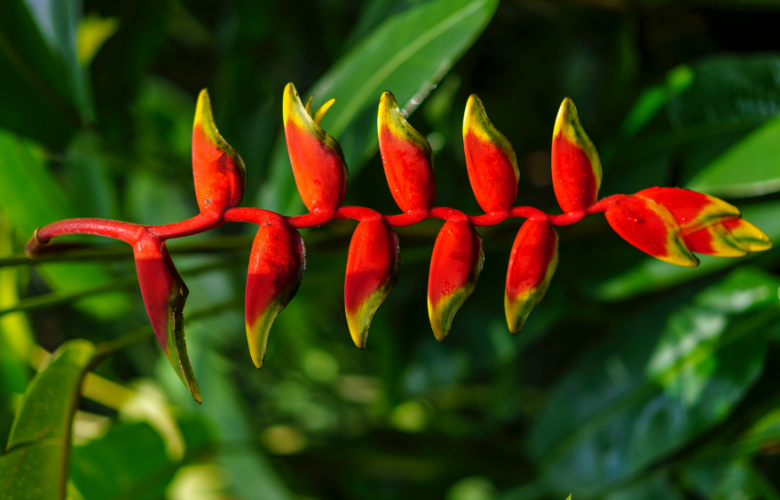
xmin=463 ymin=94 xmax=519 ymax=214
xmin=551 ymin=98 xmax=602 ymax=213
xmin=344 ymin=219 xmax=400 ymax=349
xmin=428 ymin=221 xmax=484 ymax=342
xmin=605 ymin=195 xmax=699 ymax=267
xmin=133 ymin=236 xmax=201 ymax=403
xmin=283 ymin=83 xmax=348 ymax=215
xmin=684 ymin=218 xmax=771 ymax=257
xmin=245 ymin=214 xmax=306 ymax=368
xmin=377 ymin=91 xmax=436 ymax=214
xmin=192 ymin=89 xmax=246 ymax=214
xmin=635 ymin=187 xmax=741 ymax=235
xmin=505 ymin=220 xmax=559 ymax=335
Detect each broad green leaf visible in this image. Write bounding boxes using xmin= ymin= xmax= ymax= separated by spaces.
xmin=604 ymin=54 xmax=780 ymax=196
xmin=602 ymin=475 xmax=685 ymax=500
xmin=0 ymin=340 xmax=96 ymax=500
xmin=528 ymin=268 xmax=780 ymax=497
xmin=592 ymin=201 xmax=780 ymax=301
xmin=0 ymin=0 xmax=88 ymax=148
xmin=258 ymin=0 xmax=499 ymax=213
xmin=0 ymin=129 xmax=129 ymax=319
xmin=685 ymin=114 xmax=780 ymax=197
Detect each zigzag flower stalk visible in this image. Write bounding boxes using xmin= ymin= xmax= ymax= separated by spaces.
xmin=25 ymin=85 xmax=772 ymax=403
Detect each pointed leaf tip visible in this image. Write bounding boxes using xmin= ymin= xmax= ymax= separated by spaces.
xmin=345 ymin=219 xmax=400 ymax=348
xmin=551 ymin=97 xmax=602 ymax=213
xmin=245 ymin=215 xmax=306 ymax=368
xmin=505 ymin=220 xmax=558 ymax=334
xmin=134 ymin=236 xmax=201 ymax=403
xmin=463 ymin=94 xmax=519 ymax=213
xmin=378 ymin=90 xmax=435 ymax=214
xmin=283 ymin=83 xmax=348 ymax=214
xmin=192 ymin=89 xmax=246 ymax=215
xmin=428 ymin=221 xmax=484 ymax=341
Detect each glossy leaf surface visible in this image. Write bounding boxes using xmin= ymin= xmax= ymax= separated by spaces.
xmin=505 ymin=220 xmax=558 ymax=335
xmin=605 ymin=195 xmax=699 ymax=267
xmin=463 ymin=94 xmax=519 ymax=213
xmin=345 ymin=219 xmax=400 ymax=348
xmin=245 ymin=214 xmax=306 ymax=368
xmin=133 ymin=237 xmax=200 ymax=403
xmin=192 ymin=89 xmax=246 ymax=213
xmin=283 ymin=83 xmax=348 ymax=214
xmin=428 ymin=221 xmax=484 ymax=342
xmin=551 ymin=98 xmax=602 ymax=213
xmin=0 ymin=340 xmax=96 ymax=500
xmin=377 ymin=91 xmax=435 ymax=213
xmin=530 ymin=268 xmax=780 ymax=497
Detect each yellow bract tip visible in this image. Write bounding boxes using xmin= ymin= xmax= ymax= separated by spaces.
xmin=194 ymin=89 xmax=219 ymax=143
xmin=313 ymin=98 xmax=336 ymax=125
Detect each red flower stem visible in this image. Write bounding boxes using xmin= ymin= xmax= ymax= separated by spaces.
xmin=28 ymin=196 xmax=625 ymax=254
xmin=34 ymin=219 xmax=145 ymax=245
xmin=146 ymin=211 xmax=223 ymax=239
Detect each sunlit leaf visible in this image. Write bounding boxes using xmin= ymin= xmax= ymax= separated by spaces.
xmin=0 ymin=340 xmax=96 ymax=500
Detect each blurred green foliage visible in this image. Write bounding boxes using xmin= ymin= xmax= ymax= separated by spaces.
xmin=1 ymin=0 xmax=780 ymax=499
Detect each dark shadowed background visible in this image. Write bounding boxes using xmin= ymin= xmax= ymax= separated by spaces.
xmin=2 ymin=0 xmax=780 ymax=499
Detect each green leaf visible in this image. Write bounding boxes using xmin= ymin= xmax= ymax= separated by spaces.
xmin=0 ymin=340 xmax=96 ymax=500
xmin=685 ymin=114 xmax=780 ymax=197
xmin=528 ymin=267 xmax=780 ymax=497
xmin=70 ymin=422 xmax=174 ymax=500
xmin=0 ymin=0 xmax=89 ymax=148
xmin=592 ymin=201 xmax=780 ymax=301
xmin=0 ymin=129 xmax=130 ymax=319
xmin=258 ymin=0 xmax=499 ymax=213
xmin=683 ymin=459 xmax=780 ymax=500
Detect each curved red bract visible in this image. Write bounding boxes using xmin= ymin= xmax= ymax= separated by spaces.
xmin=505 ymin=220 xmax=558 ymax=334
xmin=378 ymin=92 xmax=435 ymax=214
xmin=428 ymin=221 xmax=484 ymax=342
xmin=344 ymin=218 xmax=400 ymax=348
xmin=245 ymin=214 xmax=306 ymax=368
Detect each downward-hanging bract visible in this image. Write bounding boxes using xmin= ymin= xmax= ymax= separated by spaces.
xmin=245 ymin=213 xmax=306 ymax=368
xmin=25 ymin=86 xmax=772 ymax=403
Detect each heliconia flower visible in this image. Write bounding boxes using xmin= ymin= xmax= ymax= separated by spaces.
xmin=377 ymin=91 xmax=436 ymax=214
xmin=133 ymin=236 xmax=201 ymax=403
xmin=463 ymin=94 xmax=519 ymax=214
xmin=605 ymin=195 xmax=699 ymax=267
xmin=683 ymin=218 xmax=771 ymax=257
xmin=283 ymin=83 xmax=348 ymax=215
xmin=635 ymin=186 xmax=771 ymax=257
xmin=344 ymin=219 xmax=400 ymax=349
xmin=192 ymin=89 xmax=246 ymax=214
xmin=245 ymin=214 xmax=306 ymax=368
xmin=505 ymin=220 xmax=558 ymax=335
xmin=428 ymin=221 xmax=484 ymax=342
xmin=551 ymin=98 xmax=602 ymax=213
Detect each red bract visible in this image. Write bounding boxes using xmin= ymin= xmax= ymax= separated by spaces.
xmin=551 ymin=98 xmax=602 ymax=213
xmin=378 ymin=91 xmax=435 ymax=215
xmin=463 ymin=95 xmax=519 ymax=214
xmin=283 ymin=83 xmax=348 ymax=216
xmin=26 ymin=86 xmax=771 ymax=404
xmin=605 ymin=195 xmax=698 ymax=267
xmin=505 ymin=220 xmax=558 ymax=335
xmin=428 ymin=221 xmax=484 ymax=342
xmin=634 ymin=187 xmax=771 ymax=257
xmin=133 ymin=235 xmax=201 ymax=402
xmin=245 ymin=213 xmax=306 ymax=368
xmin=192 ymin=90 xmax=246 ymax=214
xmin=344 ymin=218 xmax=400 ymax=348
